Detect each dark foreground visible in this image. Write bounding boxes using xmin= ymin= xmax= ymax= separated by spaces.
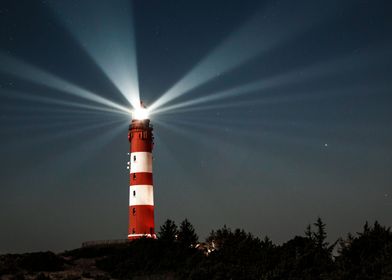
xmin=1 ymin=219 xmax=391 ymax=280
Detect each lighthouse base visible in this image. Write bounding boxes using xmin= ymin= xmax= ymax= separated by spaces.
xmin=127 ymin=233 xmax=157 ymax=240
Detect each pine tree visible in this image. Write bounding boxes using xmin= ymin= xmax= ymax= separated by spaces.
xmin=363 ymin=221 xmax=370 ymax=235
xmin=158 ymin=219 xmax=178 ymax=243
xmin=177 ymin=218 xmax=198 ymax=248
xmin=305 ymin=224 xmax=313 ymax=239
xmin=313 ymin=217 xmax=328 ymax=249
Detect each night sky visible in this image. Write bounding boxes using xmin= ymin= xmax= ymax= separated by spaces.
xmin=0 ymin=0 xmax=391 ymax=253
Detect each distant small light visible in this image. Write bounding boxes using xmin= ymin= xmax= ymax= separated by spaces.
xmin=324 ymin=143 xmax=328 ymax=147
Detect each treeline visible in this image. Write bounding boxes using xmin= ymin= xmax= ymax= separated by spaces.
xmin=95 ymin=217 xmax=392 ymax=279
xmin=1 ymin=218 xmax=391 ymax=279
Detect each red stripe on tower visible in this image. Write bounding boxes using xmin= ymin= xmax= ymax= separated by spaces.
xmin=127 ymin=115 xmax=156 ymax=240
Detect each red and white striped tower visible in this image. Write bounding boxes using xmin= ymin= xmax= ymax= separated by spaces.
xmin=127 ymin=106 xmax=156 ymax=239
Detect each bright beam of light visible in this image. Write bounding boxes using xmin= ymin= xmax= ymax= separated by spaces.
xmin=152 ymin=45 xmax=391 ymax=116
xmin=154 ymin=118 xmax=248 ymax=158
xmin=153 ymin=119 xmax=208 ymax=145
xmin=149 ymin=0 xmax=339 ymax=111
xmin=26 ymin=121 xmax=127 ymax=178
xmin=29 ymin=118 xmax=126 ymax=145
xmin=152 ymin=80 xmax=268 ymax=115
xmin=4 ymin=109 xmax=128 ymax=124
xmin=0 ymin=53 xmax=131 ymax=114
xmin=4 ymin=115 xmax=127 ymax=133
xmin=154 ymin=79 xmax=390 ymax=117
xmin=2 ymin=117 xmax=127 ymax=154
xmin=57 ymin=118 xmax=126 ymax=139
xmin=3 ymin=104 xmax=127 ymax=119
xmin=58 ymin=122 xmax=127 ymax=168
xmin=152 ymin=74 xmax=290 ymax=115
xmin=0 ymin=89 xmax=130 ymax=117
xmin=51 ymin=0 xmax=140 ymax=109
xmin=132 ymin=106 xmax=150 ymax=120
xmin=157 ymin=115 xmax=339 ymax=155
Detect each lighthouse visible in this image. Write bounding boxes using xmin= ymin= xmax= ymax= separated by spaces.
xmin=127 ymin=104 xmax=156 ymax=239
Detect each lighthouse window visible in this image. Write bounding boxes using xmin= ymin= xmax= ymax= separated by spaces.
xmin=133 ymin=190 xmax=136 ymax=197
xmin=132 ymin=228 xmax=135 ymax=234
xmin=132 ymin=208 xmax=136 ymax=216
xmin=133 ymin=173 xmax=136 ymax=180
xmin=133 ymin=155 xmax=136 ymax=161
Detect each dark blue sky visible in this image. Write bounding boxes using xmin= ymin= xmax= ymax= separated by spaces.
xmin=0 ymin=0 xmax=391 ymax=253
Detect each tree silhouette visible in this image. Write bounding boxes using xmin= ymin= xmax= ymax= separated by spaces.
xmin=313 ymin=217 xmax=328 ymax=249
xmin=204 ymin=226 xmax=273 ymax=279
xmin=206 ymin=225 xmax=231 ymax=250
xmin=158 ymin=219 xmax=178 ymax=243
xmin=177 ymin=218 xmax=198 ymax=248
xmin=305 ymin=224 xmax=313 ymax=239
xmin=2 ymin=218 xmax=392 ymax=279
xmin=334 ymin=221 xmax=392 ymax=279
xmin=273 ymin=217 xmax=335 ymax=280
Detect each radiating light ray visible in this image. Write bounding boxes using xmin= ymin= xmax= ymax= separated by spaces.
xmin=2 ymin=117 xmax=127 ymax=156
xmin=55 ymin=122 xmax=127 ymax=171
xmin=149 ymin=0 xmax=340 ymax=111
xmin=151 ymin=87 xmax=348 ymax=117
xmin=2 ymin=111 xmax=126 ymax=123
xmin=157 ymin=116 xmax=249 ymax=135
xmin=152 ymin=124 xmax=195 ymax=181
xmin=153 ymin=119 xmax=228 ymax=182
xmin=154 ymin=119 xmax=214 ymax=149
xmin=152 ymin=96 xmax=289 ymax=116
xmin=154 ymin=118 xmax=262 ymax=156
xmin=151 ymin=74 xmax=311 ymax=115
xmin=51 ymin=0 xmax=140 ymax=109
xmin=152 ymin=80 xmax=267 ymax=115
xmin=163 ymin=115 xmax=276 ymax=129
xmin=154 ymin=118 xmax=271 ymax=198
xmin=150 ymin=68 xmax=324 ymax=115
xmin=0 ymin=52 xmax=131 ymax=114
xmin=158 ymin=97 xmax=392 ymax=157
xmin=157 ymin=116 xmax=324 ymax=153
xmin=2 ymin=114 xmax=128 ymax=133
xmin=153 ymin=88 xmax=330 ymax=115
xmin=0 ymin=105 xmax=130 ymax=136
xmin=20 ymin=121 xmax=127 ymax=180
xmin=157 ymin=117 xmax=227 ymax=133
xmin=156 ymin=80 xmax=391 ymax=119
xmin=154 ymin=119 xmax=192 ymax=135
xmin=1 ymin=104 xmax=129 ymax=119
xmin=160 ymin=113 xmax=334 ymax=135
xmin=152 ymin=45 xmax=392 ymax=115
xmin=40 ymin=118 xmax=126 ymax=144
xmin=0 ymin=89 xmax=130 ymax=117
xmin=156 ymin=117 xmax=246 ymax=145
xmin=23 ymin=115 xmax=126 ymax=134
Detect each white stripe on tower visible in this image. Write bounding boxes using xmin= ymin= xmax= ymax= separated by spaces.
xmin=130 ymin=152 xmax=153 ymax=173
xmin=129 ymin=185 xmax=154 ymax=206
